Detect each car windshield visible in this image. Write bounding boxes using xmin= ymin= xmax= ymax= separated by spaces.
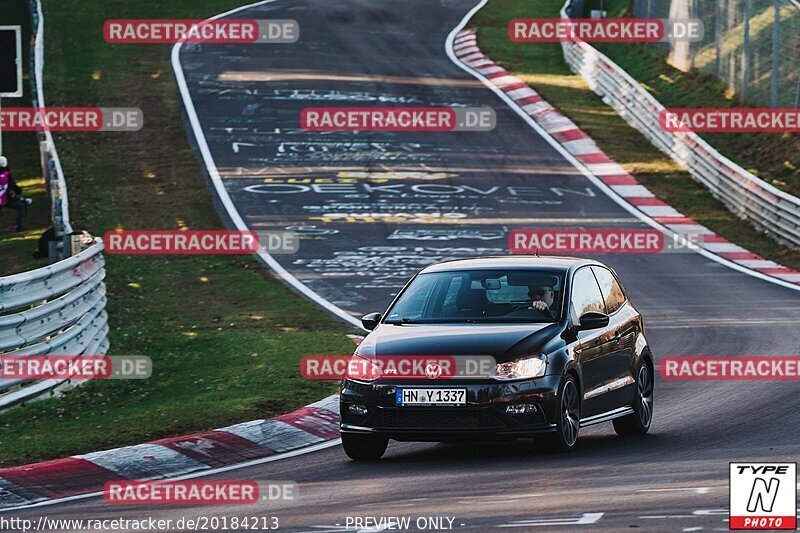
xmin=384 ymin=269 xmax=565 ymax=324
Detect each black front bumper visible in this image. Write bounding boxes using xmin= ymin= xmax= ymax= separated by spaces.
xmin=340 ymin=375 xmax=561 ymax=441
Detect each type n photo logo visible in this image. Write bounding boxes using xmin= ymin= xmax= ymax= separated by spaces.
xmin=729 ymin=463 xmax=797 ymax=530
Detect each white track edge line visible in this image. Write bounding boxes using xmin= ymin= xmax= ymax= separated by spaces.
xmin=169 ymin=0 xmax=365 ymax=329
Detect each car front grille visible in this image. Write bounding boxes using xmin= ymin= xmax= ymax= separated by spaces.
xmin=370 ymin=408 xmax=506 ymax=430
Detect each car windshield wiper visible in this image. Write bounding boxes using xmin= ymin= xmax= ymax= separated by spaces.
xmin=390 ymin=317 xmax=482 ymax=323
xmin=385 ymin=317 xmax=552 ymax=325
xmin=384 ymin=317 xmax=417 ymax=324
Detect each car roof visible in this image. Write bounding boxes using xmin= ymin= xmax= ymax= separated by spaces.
xmin=419 ymin=255 xmax=600 ymax=273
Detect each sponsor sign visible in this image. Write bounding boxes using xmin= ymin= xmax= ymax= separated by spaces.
xmin=730 ymin=463 xmax=796 ymax=530
xmin=0 ymin=26 xmax=22 ymax=97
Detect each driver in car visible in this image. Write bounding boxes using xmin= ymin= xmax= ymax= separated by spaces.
xmin=526 ymin=284 xmax=555 ymax=313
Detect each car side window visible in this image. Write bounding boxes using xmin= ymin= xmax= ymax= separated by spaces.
xmin=591 ymin=266 xmax=626 ymax=315
xmin=570 ymin=267 xmax=606 ymax=317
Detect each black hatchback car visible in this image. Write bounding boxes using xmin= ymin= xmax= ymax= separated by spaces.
xmin=339 ymin=256 xmax=654 ymax=460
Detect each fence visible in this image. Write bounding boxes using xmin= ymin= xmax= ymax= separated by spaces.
xmin=630 ymin=0 xmax=800 ymax=108
xmin=560 ymin=0 xmax=800 ymax=247
xmin=0 ymin=239 xmax=108 ymax=410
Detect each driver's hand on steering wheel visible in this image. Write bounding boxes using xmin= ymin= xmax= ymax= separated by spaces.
xmin=529 ymin=300 xmax=549 ymax=312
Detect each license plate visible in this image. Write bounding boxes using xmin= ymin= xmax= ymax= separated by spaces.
xmin=396 ymin=388 xmax=466 ymax=406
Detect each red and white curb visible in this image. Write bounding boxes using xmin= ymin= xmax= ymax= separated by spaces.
xmin=347 ymin=334 xmax=364 ymax=345
xmin=0 ymin=395 xmax=339 ymax=509
xmin=453 ymin=28 xmax=800 ymax=287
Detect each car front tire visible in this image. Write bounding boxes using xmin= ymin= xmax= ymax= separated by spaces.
xmin=613 ymin=361 xmax=653 ymax=436
xmin=541 ymin=375 xmax=581 ymax=453
xmin=341 ymin=433 xmax=389 ymax=461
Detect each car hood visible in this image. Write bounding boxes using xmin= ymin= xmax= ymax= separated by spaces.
xmin=358 ymin=323 xmax=559 ymax=363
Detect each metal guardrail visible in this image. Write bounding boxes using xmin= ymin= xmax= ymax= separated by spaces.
xmin=29 ymin=0 xmax=73 ymax=260
xmin=0 ymin=239 xmax=108 ymax=410
xmin=0 ymin=2 xmax=110 ymax=411
xmin=559 ymin=0 xmax=800 ymax=248
xmin=0 ymin=3 xmax=110 ymax=411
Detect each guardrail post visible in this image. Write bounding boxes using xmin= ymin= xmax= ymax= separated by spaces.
xmin=715 ymin=1 xmax=722 ymax=77
xmin=29 ymin=0 xmax=73 ymax=262
xmin=741 ymin=0 xmax=751 ymax=100
xmin=39 ymin=140 xmax=69 ymax=262
xmin=771 ymin=0 xmax=780 ymax=108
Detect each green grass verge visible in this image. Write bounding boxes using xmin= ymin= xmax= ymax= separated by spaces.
xmin=473 ymin=0 xmax=800 ymax=269
xmin=0 ymin=0 xmax=354 ymax=467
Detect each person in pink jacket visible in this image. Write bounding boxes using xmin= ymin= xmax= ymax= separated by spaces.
xmin=0 ymin=156 xmax=30 ymax=232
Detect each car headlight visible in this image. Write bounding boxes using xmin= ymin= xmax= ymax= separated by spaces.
xmin=345 ymin=354 xmax=382 ymax=382
xmin=493 ymin=355 xmax=547 ymax=380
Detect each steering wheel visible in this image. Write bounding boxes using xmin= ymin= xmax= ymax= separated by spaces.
xmin=509 ymin=303 xmax=554 ymax=320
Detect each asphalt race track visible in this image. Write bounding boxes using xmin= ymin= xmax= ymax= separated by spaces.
xmin=11 ymin=0 xmax=800 ymax=530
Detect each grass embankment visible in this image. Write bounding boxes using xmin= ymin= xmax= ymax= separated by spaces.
xmin=0 ymin=0 xmax=353 ymax=467
xmin=473 ymin=0 xmax=800 ymax=269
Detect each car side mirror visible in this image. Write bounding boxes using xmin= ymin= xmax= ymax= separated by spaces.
xmin=361 ymin=312 xmax=382 ymax=331
xmin=577 ymin=311 xmax=609 ymax=331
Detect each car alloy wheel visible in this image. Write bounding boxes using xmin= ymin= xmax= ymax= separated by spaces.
xmin=637 ymin=364 xmax=653 ymax=428
xmin=613 ymin=360 xmax=654 ymax=436
xmin=541 ymin=375 xmax=580 ymax=452
xmin=561 ymin=378 xmax=580 ymax=447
